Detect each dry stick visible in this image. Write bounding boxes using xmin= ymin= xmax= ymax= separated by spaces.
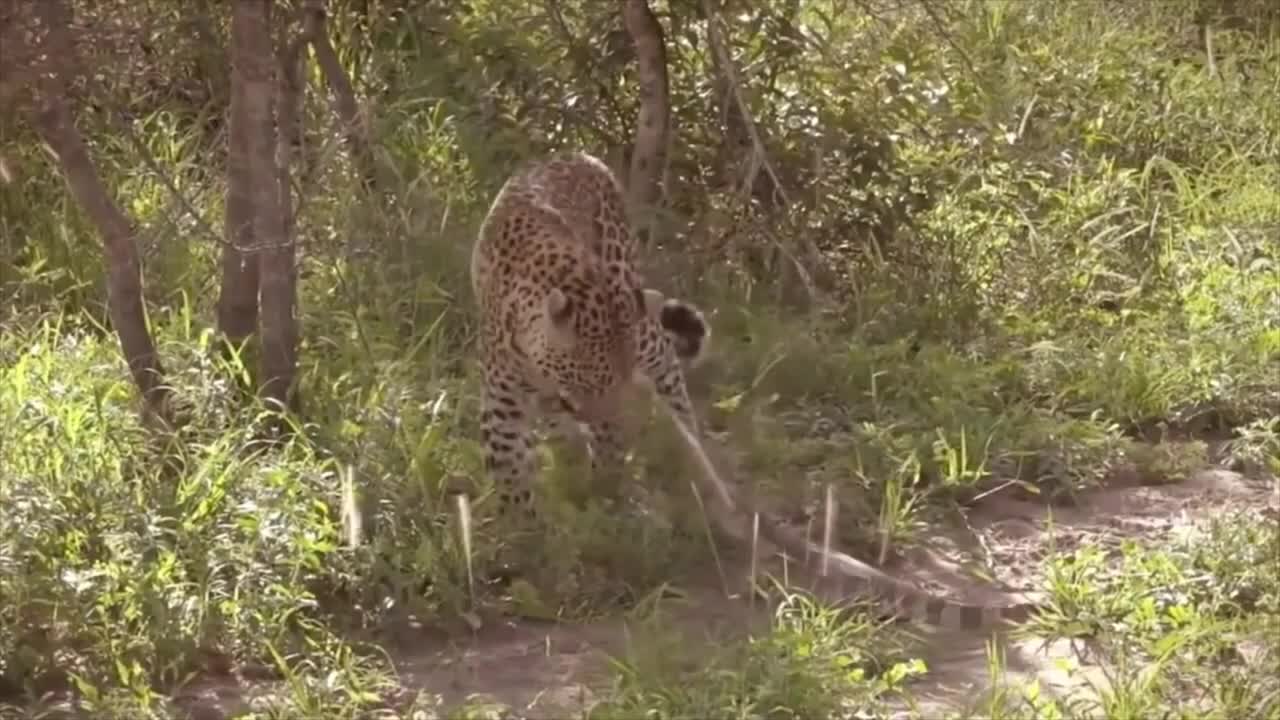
xmin=804 ymin=514 xmax=813 ymax=569
xmin=688 ymin=478 xmax=733 ymax=599
xmin=1016 ymin=95 xmax=1038 ymax=142
xmin=341 ymin=464 xmax=363 ymax=547
xmin=968 ymin=477 xmax=1021 ymax=505
xmin=781 ymin=542 xmax=789 ymax=587
xmin=749 ymin=511 xmax=760 ymax=612
xmin=1204 ymin=24 xmax=1218 ymax=80
xmin=456 ymin=493 xmax=475 ymax=605
xmin=821 ymin=482 xmax=836 ymax=578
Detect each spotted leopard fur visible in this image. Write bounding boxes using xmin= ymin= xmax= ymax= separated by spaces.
xmin=471 ymin=151 xmax=709 ymax=522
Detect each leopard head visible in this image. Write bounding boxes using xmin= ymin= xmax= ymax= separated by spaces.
xmin=519 ymin=263 xmax=665 ymax=420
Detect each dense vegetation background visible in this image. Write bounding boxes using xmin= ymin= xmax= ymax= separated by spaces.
xmin=1 ymin=0 xmax=1277 ymax=717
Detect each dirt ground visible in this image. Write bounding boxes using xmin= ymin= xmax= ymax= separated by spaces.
xmin=172 ymin=454 xmax=1276 ymax=719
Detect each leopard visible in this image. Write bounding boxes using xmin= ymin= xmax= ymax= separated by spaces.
xmin=470 ymin=151 xmax=709 ymax=526
xmin=470 ymin=151 xmax=1040 ymax=630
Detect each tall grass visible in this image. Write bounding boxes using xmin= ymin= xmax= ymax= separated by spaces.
xmin=1 ymin=0 xmax=1278 ymax=715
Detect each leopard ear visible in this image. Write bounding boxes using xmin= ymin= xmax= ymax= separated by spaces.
xmin=638 ymin=288 xmax=665 ymax=321
xmin=546 ymin=288 xmax=573 ymax=327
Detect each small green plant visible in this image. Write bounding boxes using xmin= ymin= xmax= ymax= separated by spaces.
xmin=1019 ymin=507 xmax=1280 ymax=718
xmin=1124 ymin=440 xmax=1211 ymax=485
xmin=1223 ymin=416 xmax=1280 ymax=478
xmin=591 ymin=586 xmax=922 ymax=720
xmin=874 ymin=452 xmax=928 ymax=563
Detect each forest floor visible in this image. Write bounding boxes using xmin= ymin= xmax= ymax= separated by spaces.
xmin=170 ymin=439 xmax=1279 ymax=720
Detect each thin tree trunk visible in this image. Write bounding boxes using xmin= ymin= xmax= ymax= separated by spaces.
xmin=231 ymin=0 xmax=298 ymax=414
xmin=263 ymin=16 xmax=306 ymax=415
xmin=217 ymin=0 xmax=262 ymax=350
xmin=304 ymin=0 xmax=377 ymax=192
xmin=622 ymin=0 xmax=671 ymax=248
xmin=26 ymin=0 xmax=171 ymax=422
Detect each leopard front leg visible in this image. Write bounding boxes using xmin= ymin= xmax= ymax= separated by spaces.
xmin=582 ymin=415 xmax=628 ymax=503
xmin=534 ymin=392 xmax=587 ymax=447
xmin=479 ymin=371 xmax=540 ymax=526
xmin=635 ymin=321 xmax=700 ymax=437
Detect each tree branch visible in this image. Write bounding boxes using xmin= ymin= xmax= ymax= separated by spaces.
xmin=700 ymin=0 xmax=790 ymax=210
xmin=303 ymin=0 xmax=377 ymax=193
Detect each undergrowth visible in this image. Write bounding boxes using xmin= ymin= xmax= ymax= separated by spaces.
xmin=972 ymin=507 xmax=1280 ymax=720
xmin=590 ymin=589 xmax=923 ymax=720
xmin=2 ymin=0 xmax=1278 ymax=717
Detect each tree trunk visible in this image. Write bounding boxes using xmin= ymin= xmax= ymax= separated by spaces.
xmin=26 ymin=0 xmax=172 ymax=423
xmin=263 ymin=13 xmax=306 ymax=416
xmin=217 ymin=0 xmax=262 ymax=351
xmin=230 ymin=0 xmax=298 ymax=415
xmin=622 ymin=0 xmax=671 ymax=247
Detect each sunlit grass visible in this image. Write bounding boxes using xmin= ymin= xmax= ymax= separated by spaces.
xmin=2 ymin=0 xmax=1279 ymax=716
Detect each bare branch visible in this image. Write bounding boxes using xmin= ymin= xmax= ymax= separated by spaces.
xmin=915 ymin=0 xmax=980 ymax=80
xmin=700 ymin=0 xmax=790 ymax=210
xmin=303 ymin=0 xmax=377 ymax=192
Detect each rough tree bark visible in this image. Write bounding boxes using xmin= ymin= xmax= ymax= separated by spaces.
xmin=303 ymin=0 xmax=377 ymax=192
xmin=622 ymin=0 xmax=671 ymax=248
xmin=230 ymin=0 xmax=299 ymax=415
xmin=23 ymin=0 xmax=172 ymax=422
xmin=217 ymin=1 xmax=262 ymax=351
xmin=264 ymin=7 xmax=307 ymax=415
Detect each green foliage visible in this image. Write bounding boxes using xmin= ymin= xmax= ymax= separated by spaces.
xmin=0 ymin=317 xmax=347 ymax=690
xmin=590 ymin=589 xmax=922 ymax=719
xmin=1 ymin=0 xmax=1277 ymax=714
xmin=997 ymin=507 xmax=1280 ymax=720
